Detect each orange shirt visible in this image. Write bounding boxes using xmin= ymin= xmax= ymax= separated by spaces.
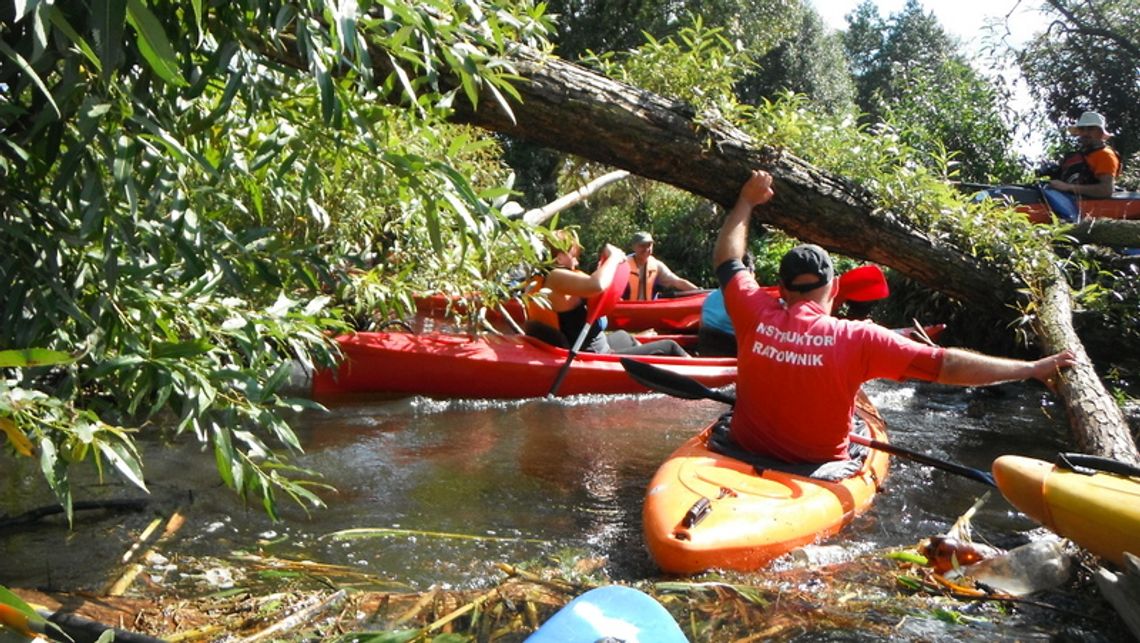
xmin=1086 ymin=147 xmax=1121 ymax=178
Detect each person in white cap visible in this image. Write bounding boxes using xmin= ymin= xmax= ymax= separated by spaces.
xmin=1049 ymin=111 xmax=1121 ymax=199
xmin=624 ymin=231 xmax=700 ymax=300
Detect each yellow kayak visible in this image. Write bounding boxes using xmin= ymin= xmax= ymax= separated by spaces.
xmin=992 ymin=455 xmax=1140 ymax=566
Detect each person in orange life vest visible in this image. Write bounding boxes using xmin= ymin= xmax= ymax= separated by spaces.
xmin=524 ymin=230 xmax=690 ymax=356
xmin=624 ymin=231 xmax=700 ymax=300
xmin=1049 ymin=111 xmax=1121 ymax=199
xmin=714 ymin=170 xmax=1078 ymax=477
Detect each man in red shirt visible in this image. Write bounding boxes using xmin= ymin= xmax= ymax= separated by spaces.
xmin=714 ymin=170 xmax=1078 ymax=476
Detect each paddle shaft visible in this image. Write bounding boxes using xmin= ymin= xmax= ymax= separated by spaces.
xmin=547 ymin=258 xmax=631 ymax=397
xmin=547 ymin=323 xmax=591 ymax=397
xmin=620 ymin=357 xmax=998 ymax=487
xmin=848 ymin=433 xmax=995 ymax=487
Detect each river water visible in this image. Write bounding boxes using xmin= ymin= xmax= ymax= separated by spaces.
xmin=0 ymin=378 xmax=1132 ymax=640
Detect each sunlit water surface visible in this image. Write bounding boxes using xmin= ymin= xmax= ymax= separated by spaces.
xmin=0 ymin=380 xmax=1128 ymax=640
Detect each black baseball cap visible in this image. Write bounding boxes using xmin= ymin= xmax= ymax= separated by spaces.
xmin=779 ymin=244 xmax=834 ymax=293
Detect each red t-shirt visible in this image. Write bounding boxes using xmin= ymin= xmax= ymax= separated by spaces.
xmin=724 ymin=270 xmax=945 ymax=463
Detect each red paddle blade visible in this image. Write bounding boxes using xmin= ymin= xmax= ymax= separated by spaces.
xmin=838 ymin=265 xmax=889 ymax=302
xmin=587 ymin=260 xmax=630 ymax=323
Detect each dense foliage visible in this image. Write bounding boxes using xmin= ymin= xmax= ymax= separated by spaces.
xmin=0 ymin=0 xmax=554 ymax=518
xmin=1018 ymin=0 xmax=1140 ymax=179
xmin=842 ymin=0 xmax=1025 ymax=183
xmin=741 ymin=8 xmax=856 ymax=115
xmin=545 ymin=0 xmax=799 ymax=61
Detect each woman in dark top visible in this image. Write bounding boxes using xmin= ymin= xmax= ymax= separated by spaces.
xmin=524 ymin=230 xmax=689 ymax=357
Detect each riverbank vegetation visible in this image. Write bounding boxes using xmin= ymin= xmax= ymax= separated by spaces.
xmin=2 ymin=0 xmax=1138 ymax=522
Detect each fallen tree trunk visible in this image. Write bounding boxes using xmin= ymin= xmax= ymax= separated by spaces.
xmin=1035 ymin=277 xmax=1137 ymax=461
xmin=1064 ymin=218 xmax=1140 ymax=248
xmin=442 ymin=49 xmax=1017 ymax=311
xmin=363 ymin=46 xmax=1137 ymax=461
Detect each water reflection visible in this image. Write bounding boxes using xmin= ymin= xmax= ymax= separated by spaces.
xmin=0 ymin=379 xmax=1120 ymax=638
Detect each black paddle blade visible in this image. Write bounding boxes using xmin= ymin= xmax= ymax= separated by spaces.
xmin=620 ymin=357 xmax=736 ymax=405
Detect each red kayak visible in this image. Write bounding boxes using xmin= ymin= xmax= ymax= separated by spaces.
xmin=312 ymin=332 xmax=736 ymax=398
xmin=413 ymin=292 xmax=707 ymax=333
xmin=312 ymin=323 xmax=943 ymax=399
xmin=606 ymin=292 xmax=708 ymax=332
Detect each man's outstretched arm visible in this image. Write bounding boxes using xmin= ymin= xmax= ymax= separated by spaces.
xmin=714 ymin=170 xmax=774 ymax=269
xmin=936 ymin=348 xmax=1078 ymax=388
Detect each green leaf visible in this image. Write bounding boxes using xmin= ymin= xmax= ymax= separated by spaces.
xmin=281 ymin=480 xmax=324 ymax=509
xmin=92 ymin=0 xmax=127 ymax=74
xmin=38 ymin=438 xmax=72 ymax=524
xmin=29 ymin=1 xmax=49 ymax=63
xmin=425 ymin=202 xmax=443 ymax=252
xmin=932 ymin=607 xmax=963 ymax=624
xmin=189 ymin=0 xmax=203 ymax=41
xmin=315 ymin=63 xmax=336 ymax=125
xmin=48 ymin=7 xmax=103 ymax=71
xmin=90 ymin=354 xmax=145 ymax=377
xmin=334 ymin=0 xmax=359 ymax=58
xmin=152 ymin=339 xmax=214 ymax=359
xmin=212 ymin=424 xmax=237 ymax=489
xmin=0 ymin=348 xmax=76 ymax=368
xmin=12 ymin=0 xmax=40 ymax=22
xmin=0 ymin=40 xmax=60 ymax=118
xmin=886 ymin=550 xmax=929 ymax=565
xmin=264 ymin=361 xmax=293 ymax=395
xmin=125 ymin=0 xmax=188 ymax=87
xmin=96 ymin=438 xmax=148 ymax=491
xmin=894 ymin=574 xmax=923 ymax=591
xmin=484 ymin=81 xmax=517 ymax=126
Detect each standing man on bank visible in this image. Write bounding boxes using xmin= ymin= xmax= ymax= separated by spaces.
xmin=713 ymin=170 xmax=1077 ymax=475
xmin=624 ymin=231 xmax=700 ymax=300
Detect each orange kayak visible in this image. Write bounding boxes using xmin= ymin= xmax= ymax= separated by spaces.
xmin=643 ymin=392 xmax=890 ymax=574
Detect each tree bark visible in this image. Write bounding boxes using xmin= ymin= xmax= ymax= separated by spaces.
xmin=519 ymin=170 xmax=630 ymax=226
xmin=1034 ymin=277 xmax=1137 ymax=461
xmin=373 ymin=47 xmax=1139 ymax=462
xmin=1064 ymin=219 xmax=1140 ymax=248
